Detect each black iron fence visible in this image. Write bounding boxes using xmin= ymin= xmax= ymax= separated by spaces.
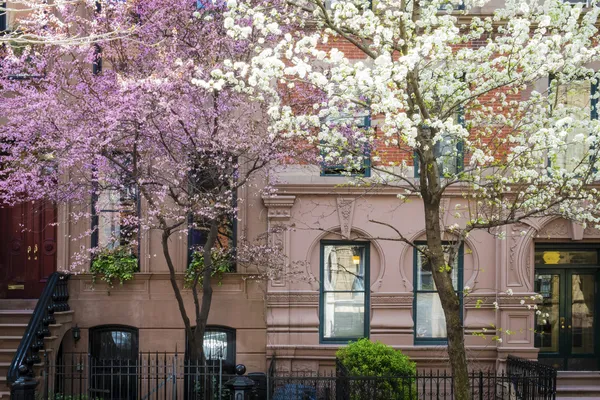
xmin=39 ymin=352 xmax=264 ymax=400
xmin=35 ymin=352 xmax=555 ymax=400
xmin=268 ymin=357 xmax=557 ymax=400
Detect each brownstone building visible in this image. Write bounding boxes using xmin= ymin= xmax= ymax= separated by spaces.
xmin=2 ymin=0 xmax=600 ymax=398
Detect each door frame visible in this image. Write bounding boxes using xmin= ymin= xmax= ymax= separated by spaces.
xmin=0 ymin=202 xmax=58 ymax=299
xmin=535 ymin=245 xmax=600 ymax=371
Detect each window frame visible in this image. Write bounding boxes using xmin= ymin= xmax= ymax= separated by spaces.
xmin=89 ymin=324 xmax=140 ymax=360
xmin=187 ymin=212 xmax=237 ymax=272
xmin=547 ymin=74 xmax=599 ymax=171
xmin=320 ymin=115 xmax=372 ymax=177
xmin=414 ymin=109 xmax=465 ymax=178
xmin=319 ymin=240 xmax=370 ymax=344
xmin=413 ymin=242 xmax=464 ymax=346
xmin=90 ymin=165 xmax=142 ymax=266
xmin=185 ymin=325 xmax=236 ymax=367
xmin=88 ymin=325 xmax=139 ymax=400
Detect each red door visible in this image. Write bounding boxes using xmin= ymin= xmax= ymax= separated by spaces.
xmin=0 ymin=201 xmax=57 ymax=299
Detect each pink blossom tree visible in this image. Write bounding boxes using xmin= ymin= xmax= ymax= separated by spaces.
xmin=0 ymin=0 xmax=293 ymax=361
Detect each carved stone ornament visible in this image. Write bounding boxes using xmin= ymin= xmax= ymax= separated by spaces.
xmin=536 ymin=219 xmax=569 ymax=238
xmin=584 ymin=224 xmax=600 ymax=237
xmin=263 ymin=196 xmax=296 ymax=221
xmin=337 ymin=198 xmax=356 ymax=239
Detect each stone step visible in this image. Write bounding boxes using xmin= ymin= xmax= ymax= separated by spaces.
xmin=0 ymin=377 xmax=7 ymax=397
xmin=0 ymin=323 xmax=27 ymax=337
xmin=0 ymin=300 xmax=37 ymax=310
xmin=0 ymin=335 xmax=57 ymax=350
xmin=556 ymin=371 xmax=600 ymax=398
xmin=0 ymin=349 xmax=17 ymax=363
xmin=0 ymin=310 xmax=34 ymax=324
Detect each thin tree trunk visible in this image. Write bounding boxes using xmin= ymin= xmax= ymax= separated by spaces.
xmin=419 ymin=123 xmax=471 ymax=400
xmin=160 ymin=230 xmax=196 ymax=359
xmin=423 ymin=197 xmax=471 ymax=400
xmin=190 ymin=220 xmax=219 ymax=362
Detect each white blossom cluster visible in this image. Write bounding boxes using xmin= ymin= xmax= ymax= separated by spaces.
xmin=193 ymin=0 xmax=600 ymax=233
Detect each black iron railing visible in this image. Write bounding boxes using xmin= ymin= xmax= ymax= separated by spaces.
xmin=40 ymin=352 xmax=266 ymax=400
xmin=507 ymin=355 xmax=557 ymax=399
xmin=7 ymin=272 xmax=70 ymax=384
xmin=268 ymin=356 xmax=557 ymax=400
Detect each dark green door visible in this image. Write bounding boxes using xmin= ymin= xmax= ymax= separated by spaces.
xmin=535 ymin=266 xmax=599 ymax=370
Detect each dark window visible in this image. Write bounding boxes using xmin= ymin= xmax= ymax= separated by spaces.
xmin=89 ymin=325 xmax=139 ymax=400
xmin=320 ymin=115 xmax=372 ymax=177
xmin=91 ymin=153 xmax=140 ymax=262
xmin=184 ymin=326 xmax=236 ymax=399
xmin=188 ymin=214 xmax=236 ymax=272
xmin=320 ymin=241 xmax=370 ymax=343
xmin=0 ymin=2 xmax=6 ymax=33
xmin=415 ymin=110 xmax=464 ymax=177
xmin=187 ymin=158 xmax=237 ymax=271
xmin=413 ymin=243 xmax=463 ymax=345
xmin=185 ymin=326 xmax=236 ymax=368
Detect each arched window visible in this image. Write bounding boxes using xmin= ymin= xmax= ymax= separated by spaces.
xmin=320 ymin=241 xmax=370 ymax=342
xmin=89 ymin=325 xmax=139 ymax=400
xmin=185 ymin=326 xmax=236 ymax=369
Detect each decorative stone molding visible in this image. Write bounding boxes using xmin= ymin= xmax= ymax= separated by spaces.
xmin=336 ymin=198 xmax=355 ymax=239
xmin=263 ymin=196 xmax=296 ymax=287
xmin=584 ymin=224 xmax=600 ymax=237
xmin=536 ymin=218 xmax=569 ymax=238
xmin=507 ymin=223 xmax=528 ymax=287
xmin=267 ymin=293 xmax=319 ymax=304
xmin=263 ymin=195 xmax=296 ymax=220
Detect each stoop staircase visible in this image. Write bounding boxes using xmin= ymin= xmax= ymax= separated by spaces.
xmin=0 ymin=300 xmax=36 ymax=399
xmin=0 ymin=274 xmax=73 ymax=399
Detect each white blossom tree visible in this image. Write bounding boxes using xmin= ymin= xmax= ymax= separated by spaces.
xmin=207 ymin=0 xmax=600 ymax=397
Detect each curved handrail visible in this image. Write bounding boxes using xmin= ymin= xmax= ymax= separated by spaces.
xmin=7 ymin=271 xmax=70 ymax=383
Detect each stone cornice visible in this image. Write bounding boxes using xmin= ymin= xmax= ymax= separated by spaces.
xmin=262 ymin=195 xmax=296 ymax=220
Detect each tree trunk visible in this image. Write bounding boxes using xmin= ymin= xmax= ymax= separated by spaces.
xmin=160 ymin=230 xmax=196 ymax=360
xmin=419 ymin=124 xmax=471 ymax=400
xmin=190 ymin=220 xmax=219 ymax=362
xmin=423 ymin=200 xmax=471 ymax=400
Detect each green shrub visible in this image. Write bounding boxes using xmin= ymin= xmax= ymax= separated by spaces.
xmin=90 ymin=246 xmax=138 ymax=289
xmin=336 ymin=338 xmax=416 ymax=400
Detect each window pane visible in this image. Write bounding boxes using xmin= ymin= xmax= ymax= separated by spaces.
xmin=96 ymin=187 xmax=138 ymax=251
xmin=321 ymin=114 xmax=370 ymax=176
xmin=416 ymin=246 xmax=458 ymax=290
xmin=323 ymin=245 xmax=365 ymax=291
xmin=554 ymin=80 xmax=592 ymax=171
xmin=534 ymin=250 xmax=598 ymax=265
xmin=415 ymin=293 xmax=447 ymax=339
xmin=571 ymin=274 xmax=595 ymax=355
xmin=435 ymin=132 xmax=459 ymax=175
xmin=203 ymin=331 xmax=228 ymax=360
xmin=323 ymin=292 xmax=365 ymax=339
xmin=98 ymin=211 xmax=120 ymax=249
xmin=534 ymin=274 xmax=561 ymax=352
